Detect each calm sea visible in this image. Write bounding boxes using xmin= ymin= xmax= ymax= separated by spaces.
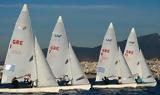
xmin=0 ymin=81 xmax=160 ymax=95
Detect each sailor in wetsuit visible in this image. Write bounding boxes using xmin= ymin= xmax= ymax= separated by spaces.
xmin=102 ymin=76 xmax=110 ymax=84
xmin=57 ymin=75 xmax=70 ymax=86
xmin=135 ymin=76 xmax=143 ymax=83
xmin=63 ymin=75 xmax=70 ymax=86
xmin=24 ymin=74 xmax=33 ymax=87
xmin=118 ymin=76 xmax=122 ymax=84
xmin=11 ymin=77 xmax=19 ymax=88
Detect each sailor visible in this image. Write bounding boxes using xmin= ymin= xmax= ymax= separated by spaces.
xmin=118 ymin=76 xmax=122 ymax=84
xmin=57 ymin=77 xmax=63 ymax=85
xmin=63 ymin=75 xmax=70 ymax=86
xmin=102 ymin=76 xmax=110 ymax=84
xmin=11 ymin=77 xmax=19 ymax=88
xmin=24 ymin=74 xmax=33 ymax=87
xmin=24 ymin=76 xmax=29 ymax=83
xmin=32 ymin=79 xmax=38 ymax=87
xmin=135 ymin=76 xmax=143 ymax=83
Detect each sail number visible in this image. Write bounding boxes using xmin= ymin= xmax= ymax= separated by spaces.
xmin=10 ymin=39 xmax=23 ymax=48
xmin=125 ymin=50 xmax=133 ymax=56
xmin=49 ymin=45 xmax=59 ymax=53
xmin=101 ymin=48 xmax=110 ymax=56
xmin=12 ymin=39 xmax=23 ymax=45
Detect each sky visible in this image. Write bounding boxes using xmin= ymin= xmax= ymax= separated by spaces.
xmin=0 ymin=0 xmax=160 ymax=60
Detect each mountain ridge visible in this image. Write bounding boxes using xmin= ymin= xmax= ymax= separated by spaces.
xmin=42 ymin=33 xmax=160 ymax=61
xmin=1 ymin=33 xmax=159 ymax=64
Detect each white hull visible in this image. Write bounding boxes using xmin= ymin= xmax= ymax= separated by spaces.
xmin=58 ymin=84 xmax=91 ymax=90
xmin=0 ymin=87 xmax=59 ymax=93
xmin=136 ymin=82 xmax=157 ymax=87
xmin=93 ymin=83 xmax=137 ymax=88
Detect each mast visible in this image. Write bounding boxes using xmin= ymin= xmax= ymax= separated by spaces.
xmin=66 ymin=43 xmax=73 ymax=84
xmin=33 ymin=37 xmax=38 ymax=86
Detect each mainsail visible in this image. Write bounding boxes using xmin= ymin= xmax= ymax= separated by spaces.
xmin=124 ymin=28 xmax=156 ymax=85
xmin=47 ymin=16 xmax=89 ymax=85
xmin=138 ymin=50 xmax=156 ymax=83
xmin=96 ymin=23 xmax=118 ymax=81
xmin=1 ymin=4 xmax=58 ymax=87
xmin=68 ymin=43 xmax=89 ymax=85
xmin=2 ymin=4 xmax=37 ymax=83
xmin=47 ymin=16 xmax=69 ymax=78
xmin=34 ymin=37 xmax=58 ymax=87
xmin=116 ymin=47 xmax=135 ymax=84
xmin=124 ymin=28 xmax=140 ymax=76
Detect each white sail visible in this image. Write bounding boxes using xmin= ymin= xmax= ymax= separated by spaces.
xmin=116 ymin=47 xmax=135 ymax=84
xmin=138 ymin=50 xmax=156 ymax=83
xmin=68 ymin=43 xmax=89 ymax=85
xmin=47 ymin=16 xmax=69 ymax=79
xmin=34 ymin=37 xmax=58 ymax=87
xmin=124 ymin=28 xmax=140 ymax=76
xmin=96 ymin=22 xmax=118 ymax=81
xmin=2 ymin=4 xmax=37 ymax=83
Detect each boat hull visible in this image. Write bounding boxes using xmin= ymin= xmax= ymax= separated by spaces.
xmin=58 ymin=84 xmax=91 ymax=90
xmin=93 ymin=83 xmax=137 ymax=88
xmin=0 ymin=87 xmax=59 ymax=93
xmin=136 ymin=82 xmax=157 ymax=87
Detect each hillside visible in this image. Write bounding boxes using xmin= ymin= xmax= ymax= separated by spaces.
xmin=43 ymin=33 xmax=160 ymax=61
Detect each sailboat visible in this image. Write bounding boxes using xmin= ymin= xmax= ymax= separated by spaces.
xmin=0 ymin=4 xmax=59 ymax=93
xmin=47 ymin=16 xmax=91 ymax=90
xmin=124 ymin=28 xmax=157 ymax=87
xmin=93 ymin=23 xmax=136 ymax=88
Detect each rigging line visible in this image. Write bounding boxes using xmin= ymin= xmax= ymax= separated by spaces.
xmin=34 ymin=37 xmax=39 ymax=86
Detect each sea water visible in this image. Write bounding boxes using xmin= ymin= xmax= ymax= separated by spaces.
xmin=0 ymin=81 xmax=160 ymax=95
